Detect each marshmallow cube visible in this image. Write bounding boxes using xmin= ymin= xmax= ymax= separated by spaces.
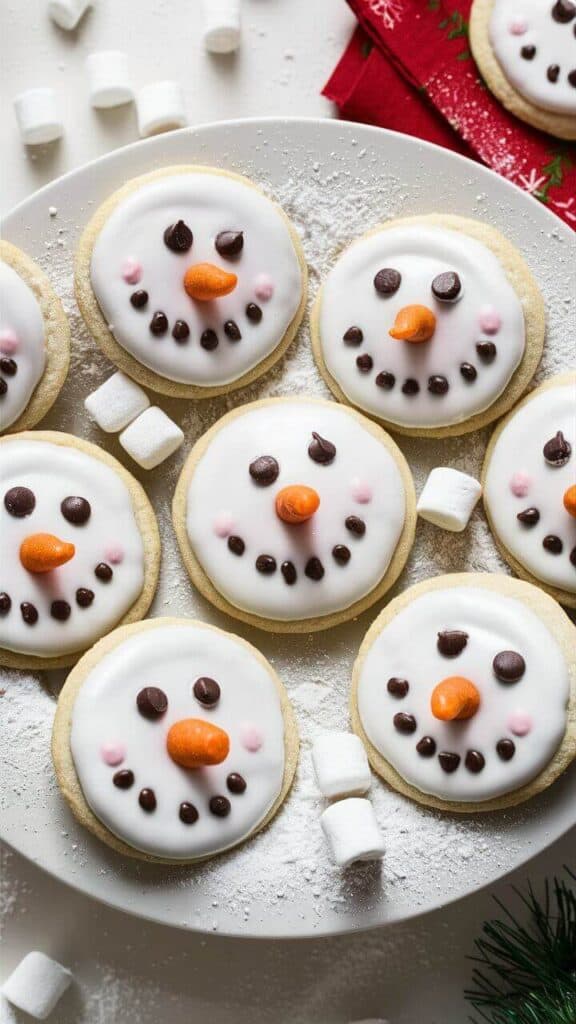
xmin=312 ymin=732 xmax=371 ymax=799
xmin=1 ymin=951 xmax=72 ymax=1020
xmin=86 ymin=51 xmax=133 ymax=109
xmin=417 ymin=467 xmax=482 ymax=532
xmin=119 ymin=406 xmax=184 ymax=470
xmin=14 ymin=88 xmax=63 ymax=146
xmin=84 ymin=372 xmax=150 ymax=433
xmin=136 ymin=81 xmax=187 ymax=137
xmin=321 ymin=798 xmax=385 ymax=869
xmin=48 ymin=0 xmax=90 ymax=30
xmin=202 ymin=0 xmax=241 ymax=54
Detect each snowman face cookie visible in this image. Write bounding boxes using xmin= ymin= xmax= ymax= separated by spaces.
xmin=0 ymin=434 xmax=158 ymax=664
xmin=0 ymin=261 xmax=45 ymax=432
xmin=174 ymin=399 xmax=415 ymax=630
xmin=79 ymin=169 xmax=306 ymax=395
xmin=483 ymin=375 xmax=576 ymax=604
xmin=313 ymin=217 xmax=544 ymax=435
xmin=56 ymin=620 xmax=297 ymax=861
xmin=353 ymin=577 xmax=575 ymax=809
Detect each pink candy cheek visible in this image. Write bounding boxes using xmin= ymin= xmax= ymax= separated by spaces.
xmin=478 ymin=306 xmax=501 ymax=335
xmin=0 ymin=329 xmax=19 ymax=354
xmin=122 ymin=259 xmax=143 ymax=285
xmin=254 ymin=274 xmax=274 ymax=302
xmin=105 ymin=545 xmax=124 ymax=565
xmin=213 ymin=513 xmax=235 ymax=538
xmin=240 ymin=724 xmax=263 ymax=752
xmin=351 ymin=478 xmax=373 ymax=504
xmin=510 ymin=471 xmax=531 ymax=498
xmin=508 ymin=17 xmax=528 ymax=35
xmin=101 ymin=742 xmax=126 ymax=765
xmin=507 ymin=712 xmax=532 ymax=737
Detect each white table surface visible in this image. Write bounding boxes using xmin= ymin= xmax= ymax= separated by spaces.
xmin=0 ymin=2 xmax=574 ymax=1022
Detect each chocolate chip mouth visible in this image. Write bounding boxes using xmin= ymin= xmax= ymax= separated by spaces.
xmin=129 ymin=290 xmax=264 ymax=350
xmin=0 ymin=561 xmax=115 ymax=626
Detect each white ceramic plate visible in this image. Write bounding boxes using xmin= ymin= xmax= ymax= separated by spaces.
xmin=1 ymin=118 xmax=575 ymax=939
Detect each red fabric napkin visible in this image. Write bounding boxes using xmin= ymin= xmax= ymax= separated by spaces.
xmin=324 ymin=1 xmax=576 ymax=228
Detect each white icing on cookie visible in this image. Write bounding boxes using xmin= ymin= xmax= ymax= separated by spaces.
xmin=490 ymin=0 xmax=576 ymax=116
xmin=317 ymin=225 xmax=526 ymax=429
xmin=183 ymin=400 xmax=408 ymax=621
xmin=356 ymin=586 xmax=570 ymax=802
xmin=0 ymin=439 xmax=145 ymax=657
xmin=0 ymin=262 xmax=46 ymax=431
xmin=484 ymin=381 xmax=576 ymax=594
xmin=70 ymin=622 xmax=287 ymax=859
xmin=90 ymin=173 xmax=303 ymax=387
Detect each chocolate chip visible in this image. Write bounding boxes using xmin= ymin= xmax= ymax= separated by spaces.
xmin=209 ymin=795 xmax=231 ymax=817
xmin=20 ymin=602 xmax=38 ymax=625
xmin=543 ymin=535 xmax=563 ymax=554
xmin=305 ymin=556 xmax=324 ymax=581
xmin=308 ymin=432 xmax=336 ymax=465
xmin=520 ymin=44 xmax=536 ymax=59
xmin=569 ymin=69 xmax=576 ymax=88
xmin=552 ymin=0 xmax=576 ymax=22
xmin=172 ymin=320 xmax=190 ymax=343
xmin=493 ymin=651 xmax=526 ymax=683
xmin=332 ymin=544 xmax=351 ymax=565
xmin=387 ymin=677 xmax=409 ymax=698
xmin=224 ymin=320 xmax=241 ymax=341
xmin=543 ymin=430 xmax=571 ymax=466
xmin=476 ymin=341 xmax=497 ymax=363
xmin=249 ymin=455 xmax=280 ymax=485
xmin=428 ymin=375 xmax=449 ymax=395
xmin=571 ymin=547 xmax=576 ymax=568
xmin=402 ymin=378 xmax=419 ymax=396
xmin=356 ymin=354 xmax=373 ymax=372
xmin=139 ymin=788 xmax=157 ymax=812
xmin=130 ymin=289 xmax=149 ymax=309
xmin=95 ymin=562 xmax=113 ymax=582
xmin=50 ymin=600 xmax=71 ymax=621
xmin=345 ymin=515 xmax=366 ymax=536
xmin=281 ymin=560 xmax=297 ymax=585
xmin=227 ymin=773 xmax=247 ymax=794
xmin=137 ymin=686 xmax=168 ymax=719
xmin=246 ymin=302 xmax=262 ymax=323
xmin=416 ymin=736 xmax=436 ymax=757
xmin=465 ymin=750 xmax=485 ymax=773
xmin=343 ymin=326 xmax=363 ymax=346
xmin=394 ymin=712 xmax=417 ymax=734
xmin=179 ymin=802 xmax=199 ymax=824
xmin=517 ymin=507 xmax=540 ymax=526
xmin=374 ymin=268 xmax=401 ymax=295
xmin=438 ymin=752 xmax=460 ymax=773
xmin=0 ymin=379 xmax=6 ymax=397
xmin=164 ymin=220 xmax=193 ymax=252
xmin=61 ymin=496 xmax=91 ymax=525
xmin=200 ymin=329 xmax=218 ymax=350
xmin=4 ymin=486 xmax=35 ymax=517
xmin=228 ymin=535 xmax=245 ymax=556
xmin=437 ymin=630 xmax=468 ymax=657
xmin=0 ymin=593 xmax=11 ymax=615
xmin=150 ymin=311 xmax=169 ymax=335
xmin=376 ymin=371 xmax=395 ymax=390
xmin=0 ymin=357 xmax=17 ymax=376
xmin=496 ymin=739 xmax=515 ymax=761
xmin=193 ymin=677 xmax=221 ymax=707
xmin=547 ymin=64 xmax=561 ymax=83
xmin=460 ymin=362 xmax=477 ymax=382
xmin=76 ymin=588 xmax=94 ymax=608
xmin=256 ymin=554 xmax=277 ymax=574
xmin=113 ymin=769 xmax=134 ymax=789
xmin=215 ymin=230 xmax=243 ymax=258
xmin=431 ymin=271 xmax=461 ymax=301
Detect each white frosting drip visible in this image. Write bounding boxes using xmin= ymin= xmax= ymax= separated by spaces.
xmin=318 ymin=225 xmax=526 ymax=428
xmin=90 ymin=173 xmax=303 ymax=386
xmin=0 ymin=262 xmax=46 ymax=431
xmin=490 ymin=0 xmax=576 ymax=116
xmin=357 ymin=586 xmax=570 ymax=802
xmin=484 ymin=382 xmax=576 ymax=594
xmin=0 ymin=439 xmax=145 ymax=656
xmin=70 ymin=623 xmax=286 ymax=859
xmin=184 ymin=400 xmax=407 ymax=621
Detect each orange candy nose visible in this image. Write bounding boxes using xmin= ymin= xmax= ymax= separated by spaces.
xmin=183 ymin=263 xmax=237 ymax=301
xmin=20 ymin=533 xmax=75 ymax=574
xmin=167 ymin=718 xmax=230 ymax=768
xmin=563 ymin=485 xmax=576 ymax=518
xmin=389 ymin=304 xmax=437 ymax=343
xmin=275 ymin=485 xmax=320 ymax=525
xmin=431 ymin=676 xmax=480 ymax=722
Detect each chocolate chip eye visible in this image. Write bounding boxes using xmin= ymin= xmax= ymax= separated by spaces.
xmin=543 ymin=431 xmax=571 ymax=467
xmin=136 ymin=686 xmax=168 ymax=719
xmin=493 ymin=651 xmax=526 ymax=683
xmin=4 ymin=486 xmax=35 ymax=517
xmin=431 ymin=271 xmax=462 ymax=301
xmin=308 ymin=432 xmax=336 ymax=465
xmin=163 ymin=220 xmax=193 ymax=253
xmin=249 ymin=456 xmax=279 ymax=486
xmin=374 ymin=268 xmax=401 ymax=295
xmin=215 ymin=230 xmax=244 ymax=259
xmin=61 ymin=496 xmax=91 ymax=525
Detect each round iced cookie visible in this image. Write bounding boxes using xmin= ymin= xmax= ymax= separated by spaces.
xmin=351 ymin=573 xmax=576 ymax=813
xmin=0 ymin=431 xmax=160 ymax=670
xmin=483 ymin=373 xmax=576 ymax=609
xmin=0 ymin=241 xmax=70 ymax=434
xmin=52 ymin=617 xmax=299 ymax=863
xmin=173 ymin=397 xmax=416 ymax=632
xmin=311 ymin=214 xmax=545 ymax=438
xmin=75 ymin=166 xmax=307 ymax=399
xmin=470 ymin=0 xmax=576 ymax=139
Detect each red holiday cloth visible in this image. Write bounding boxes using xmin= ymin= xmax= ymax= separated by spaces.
xmin=324 ymin=1 xmax=576 ymax=228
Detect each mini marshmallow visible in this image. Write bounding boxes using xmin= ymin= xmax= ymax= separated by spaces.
xmin=1 ymin=951 xmax=72 ymax=1020
xmin=48 ymin=0 xmax=91 ymax=31
xmin=136 ymin=81 xmax=187 ymax=137
xmin=119 ymin=406 xmax=184 ymax=470
xmin=202 ymin=0 xmax=241 ymax=54
xmin=320 ymin=798 xmax=385 ymax=869
xmin=417 ymin=467 xmax=482 ymax=532
xmin=312 ymin=732 xmax=371 ymax=799
xmin=86 ymin=51 xmax=133 ymax=109
xmin=84 ymin=371 xmax=149 ymax=433
xmin=13 ymin=88 xmax=63 ymax=146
